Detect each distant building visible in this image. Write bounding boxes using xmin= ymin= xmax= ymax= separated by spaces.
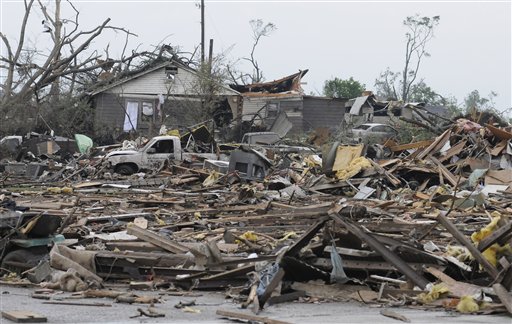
xmin=345 ymin=93 xmax=451 ymax=126
xmin=230 ymin=70 xmax=347 ymax=135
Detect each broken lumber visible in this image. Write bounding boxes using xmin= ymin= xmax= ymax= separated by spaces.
xmin=436 ymin=212 xmax=499 ymax=279
xmin=126 ymin=223 xmax=204 ymax=257
xmin=216 ymin=309 xmax=291 ymax=324
xmin=2 ymin=311 xmax=47 ymax=323
xmin=330 ymin=212 xmax=430 ymax=289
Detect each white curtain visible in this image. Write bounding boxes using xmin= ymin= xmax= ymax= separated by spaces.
xmin=123 ymin=101 xmax=139 ymax=132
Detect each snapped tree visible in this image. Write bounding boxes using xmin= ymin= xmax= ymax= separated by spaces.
xmin=0 ymin=0 xmax=141 ymax=106
xmin=375 ymin=14 xmax=440 ymax=102
xmin=227 ymin=19 xmax=276 ymax=85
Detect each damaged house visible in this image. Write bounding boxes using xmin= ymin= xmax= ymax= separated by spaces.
xmin=88 ymin=59 xmax=239 ymax=137
xmin=345 ymin=93 xmax=451 ymax=127
xmin=230 ymin=70 xmax=347 ymax=136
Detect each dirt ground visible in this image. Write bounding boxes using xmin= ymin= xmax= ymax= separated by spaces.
xmin=0 ymin=286 xmax=510 ymax=323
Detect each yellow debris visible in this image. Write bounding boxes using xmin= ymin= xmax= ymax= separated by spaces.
xmin=47 ymin=187 xmax=73 ymax=194
xmin=417 ymin=284 xmax=450 ymax=304
xmin=194 ymin=212 xmax=202 ymax=220
xmin=154 ymin=213 xmax=166 ymax=226
xmin=335 ymin=157 xmax=372 ymax=181
xmin=166 ymin=129 xmax=180 ymax=137
xmin=480 ymin=243 xmax=512 ymax=267
xmin=236 ymin=231 xmax=258 ymax=244
xmin=445 ymin=245 xmax=473 ymax=262
xmin=279 ymin=231 xmax=298 ymax=241
xmin=182 ymin=306 xmax=201 ymax=314
xmin=304 ymin=155 xmax=322 ymax=167
xmin=471 ymin=212 xmax=501 ymax=243
xmin=456 ymin=295 xmax=479 ymax=313
xmin=202 ymin=171 xmax=220 ymax=187
xmin=470 ymin=212 xmax=512 ymax=266
xmin=332 ymin=144 xmax=364 ymax=171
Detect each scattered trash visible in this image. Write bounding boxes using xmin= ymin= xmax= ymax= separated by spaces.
xmin=2 ymin=117 xmax=512 ymax=318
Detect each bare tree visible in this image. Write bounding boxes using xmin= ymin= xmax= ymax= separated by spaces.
xmin=0 ymin=0 xmax=137 ymax=105
xmin=375 ymin=14 xmax=440 ymax=102
xmin=227 ymin=19 xmax=276 ymax=85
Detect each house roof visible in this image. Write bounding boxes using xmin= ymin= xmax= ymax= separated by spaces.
xmin=88 ymin=59 xmax=238 ymax=97
xmin=230 ymin=70 xmax=308 ymax=94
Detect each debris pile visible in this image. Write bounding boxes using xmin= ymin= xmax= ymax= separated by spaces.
xmin=1 ymin=118 xmax=512 ymax=321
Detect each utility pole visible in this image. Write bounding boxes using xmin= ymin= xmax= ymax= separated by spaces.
xmin=201 ymin=0 xmax=205 ymax=63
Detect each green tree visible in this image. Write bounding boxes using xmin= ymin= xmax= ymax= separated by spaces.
xmin=464 ymin=90 xmax=497 ymax=112
xmin=375 ymin=14 xmax=440 ymax=102
xmin=323 ymin=77 xmax=365 ymax=99
xmin=408 ymin=80 xmax=445 ymax=105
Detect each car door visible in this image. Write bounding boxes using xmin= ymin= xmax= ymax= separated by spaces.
xmin=370 ymin=125 xmax=388 ymax=138
xmin=145 ymin=139 xmax=175 ymax=169
xmin=382 ymin=126 xmax=397 ymax=137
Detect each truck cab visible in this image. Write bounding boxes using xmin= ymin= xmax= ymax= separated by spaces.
xmin=106 ymin=136 xmax=181 ymax=175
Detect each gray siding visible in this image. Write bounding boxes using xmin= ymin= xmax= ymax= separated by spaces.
xmin=302 ymin=97 xmax=346 ymax=131
xmin=93 ymin=93 xmax=126 ymax=131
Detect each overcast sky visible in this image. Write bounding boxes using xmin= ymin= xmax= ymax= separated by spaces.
xmin=1 ymin=0 xmax=511 ymax=111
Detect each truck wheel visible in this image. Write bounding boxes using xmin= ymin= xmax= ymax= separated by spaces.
xmin=115 ymin=164 xmax=136 ymax=175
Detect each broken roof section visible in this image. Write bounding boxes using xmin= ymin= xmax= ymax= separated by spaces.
xmin=230 ymin=69 xmax=308 ymax=94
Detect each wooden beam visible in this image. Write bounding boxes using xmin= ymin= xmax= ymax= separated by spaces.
xmin=2 ymin=311 xmax=47 ymax=323
xmin=390 ymin=139 xmax=434 ymax=152
xmin=126 ymin=224 xmax=205 ymax=258
xmin=436 ymin=213 xmax=499 ymax=279
xmin=493 ymin=283 xmax=512 ymax=316
xmin=330 ymin=213 xmax=430 ymax=289
xmin=216 ymin=309 xmax=291 ymax=324
xmin=478 ymin=222 xmax=512 ymax=252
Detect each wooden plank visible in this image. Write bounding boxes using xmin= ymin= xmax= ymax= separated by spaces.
xmin=216 ymin=309 xmax=291 ymax=324
xmin=84 ymin=213 xmax=153 ymax=224
xmin=436 ymin=213 xmax=499 ymax=279
xmin=330 ymin=213 xmax=430 ymax=289
xmin=429 ymin=157 xmax=458 ymax=186
xmin=201 ymin=264 xmax=254 ymax=281
xmin=268 ymin=290 xmax=306 ymax=305
xmin=258 ymin=268 xmax=285 ymax=309
xmin=437 ymin=140 xmax=467 ymax=162
xmin=126 ymin=224 xmax=205 ymax=258
xmin=2 ymin=311 xmax=47 ymax=323
xmin=285 ymin=216 xmax=329 ymax=257
xmin=416 ymin=129 xmax=451 ymax=160
xmin=478 ymin=222 xmax=512 ymax=252
xmin=487 ymin=124 xmax=512 ymax=140
xmin=492 ymin=283 xmax=512 ymax=316
xmin=490 ymin=139 xmax=508 ymax=156
xmin=390 ymin=139 xmax=434 ymax=152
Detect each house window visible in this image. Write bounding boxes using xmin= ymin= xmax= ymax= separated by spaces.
xmin=141 ymin=101 xmax=154 ymax=122
xmin=235 ymin=162 xmax=248 ymax=174
xmin=266 ymin=103 xmax=279 ymax=118
xmin=123 ymin=101 xmax=139 ymax=132
xmin=253 ymin=165 xmax=265 ymax=178
xmin=165 ymin=66 xmax=178 ymax=82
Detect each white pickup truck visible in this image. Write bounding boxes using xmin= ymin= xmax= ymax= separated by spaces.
xmin=105 ymin=135 xmax=219 ymax=175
